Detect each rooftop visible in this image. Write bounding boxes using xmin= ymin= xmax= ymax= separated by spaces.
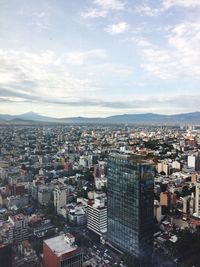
xmin=44 ymin=234 xmax=77 ymax=256
xmin=109 ymin=153 xmax=153 ymax=165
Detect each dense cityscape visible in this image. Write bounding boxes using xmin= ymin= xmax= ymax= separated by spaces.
xmin=0 ymin=123 xmax=200 ymax=266
xmin=1 ymin=0 xmax=200 ymax=266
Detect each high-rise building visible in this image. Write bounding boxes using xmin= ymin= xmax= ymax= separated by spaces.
xmin=107 ymin=154 xmax=154 ymax=265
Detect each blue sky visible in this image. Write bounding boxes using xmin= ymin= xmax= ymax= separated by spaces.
xmin=0 ymin=0 xmax=200 ymax=117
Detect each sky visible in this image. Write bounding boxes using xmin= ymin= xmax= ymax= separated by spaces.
xmin=0 ymin=0 xmax=200 ymax=118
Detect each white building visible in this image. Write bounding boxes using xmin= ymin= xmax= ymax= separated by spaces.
xmin=79 ymin=156 xmax=88 ymax=168
xmin=172 ymin=161 xmax=181 ymax=170
xmin=188 ymin=155 xmax=196 ymax=168
xmin=95 ymin=177 xmax=107 ymax=190
xmin=157 ymin=161 xmax=169 ymax=175
xmin=54 ymin=186 xmax=67 ymax=214
xmin=87 ymin=197 xmax=107 ymax=236
xmin=194 ymin=181 xmax=200 ymax=218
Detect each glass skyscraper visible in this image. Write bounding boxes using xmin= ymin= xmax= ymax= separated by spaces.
xmin=107 ymin=153 xmax=154 ymax=265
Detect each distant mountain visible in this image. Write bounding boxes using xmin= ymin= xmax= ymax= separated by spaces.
xmin=0 ymin=111 xmax=200 ymax=125
xmin=15 ymin=112 xmax=58 ymax=122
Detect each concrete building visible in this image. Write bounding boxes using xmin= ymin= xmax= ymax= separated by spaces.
xmin=172 ymin=161 xmax=181 ymax=170
xmin=0 ymin=167 xmax=8 ymax=181
xmin=87 ymin=197 xmax=107 ymax=236
xmin=8 ymin=214 xmax=28 ymax=245
xmin=43 ymin=234 xmax=83 ymax=267
xmin=38 ymin=187 xmax=51 ymax=206
xmin=6 ymin=194 xmax=29 ymax=210
xmin=188 ymin=155 xmax=196 ymax=168
xmin=194 ymin=180 xmax=200 ymax=218
xmin=0 ymin=220 xmax=14 ymax=245
xmin=79 ymin=156 xmax=88 ymax=168
xmin=157 ymin=161 xmax=169 ymax=175
xmin=95 ymin=177 xmax=107 ymax=190
xmin=68 ymin=207 xmax=87 ymax=226
xmin=14 ymin=240 xmax=40 ymax=267
xmin=188 ymin=153 xmax=200 ymax=171
xmin=54 ymin=186 xmax=67 ymax=214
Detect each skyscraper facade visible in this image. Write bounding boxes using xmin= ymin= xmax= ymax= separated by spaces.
xmin=107 ymin=154 xmax=154 ymax=265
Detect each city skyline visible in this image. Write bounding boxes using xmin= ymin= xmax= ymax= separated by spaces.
xmin=1 ymin=0 xmax=200 ymax=117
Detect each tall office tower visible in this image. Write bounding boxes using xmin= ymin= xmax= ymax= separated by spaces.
xmin=107 ymin=154 xmax=154 ymax=266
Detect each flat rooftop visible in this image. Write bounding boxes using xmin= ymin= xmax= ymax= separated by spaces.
xmin=44 ymin=235 xmax=77 ymax=256
xmin=109 ymin=153 xmax=153 ymax=164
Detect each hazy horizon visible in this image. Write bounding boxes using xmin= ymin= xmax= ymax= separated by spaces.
xmin=1 ymin=110 xmax=200 ymax=120
xmin=1 ymin=0 xmax=200 ymax=117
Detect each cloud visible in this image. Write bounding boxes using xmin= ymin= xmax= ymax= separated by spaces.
xmin=81 ymin=8 xmax=108 ymax=18
xmin=0 ymin=49 xmax=97 ymax=103
xmin=140 ymin=20 xmax=200 ymax=79
xmin=93 ymin=0 xmax=125 ymax=10
xmin=104 ymin=22 xmax=130 ymax=35
xmin=134 ymin=4 xmax=163 ymax=17
xmin=61 ymin=49 xmax=107 ymax=65
xmin=1 ymin=83 xmax=199 ymax=115
xmin=163 ymin=0 xmax=200 ymax=8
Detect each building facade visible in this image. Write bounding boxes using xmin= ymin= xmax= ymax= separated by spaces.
xmin=8 ymin=214 xmax=28 ymax=245
xmin=107 ymin=154 xmax=154 ymax=265
xmin=54 ymin=186 xmax=67 ymax=214
xmin=87 ymin=197 xmax=107 ymax=236
xmin=194 ymin=180 xmax=200 ymax=218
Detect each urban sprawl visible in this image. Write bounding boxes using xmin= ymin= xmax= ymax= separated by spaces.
xmin=0 ymin=124 xmax=200 ymax=267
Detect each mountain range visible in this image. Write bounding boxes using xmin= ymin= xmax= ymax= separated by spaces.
xmin=0 ymin=111 xmax=200 ymax=125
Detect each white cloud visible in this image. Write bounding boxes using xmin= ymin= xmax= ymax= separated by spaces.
xmin=61 ymin=49 xmax=107 ymax=65
xmin=140 ymin=20 xmax=200 ymax=79
xmin=134 ymin=4 xmax=163 ymax=16
xmin=104 ymin=22 xmax=130 ymax=35
xmin=0 ymin=49 xmax=96 ymax=102
xmin=163 ymin=0 xmax=200 ymax=8
xmin=81 ymin=8 xmax=108 ymax=18
xmin=93 ymin=0 xmax=125 ymax=10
